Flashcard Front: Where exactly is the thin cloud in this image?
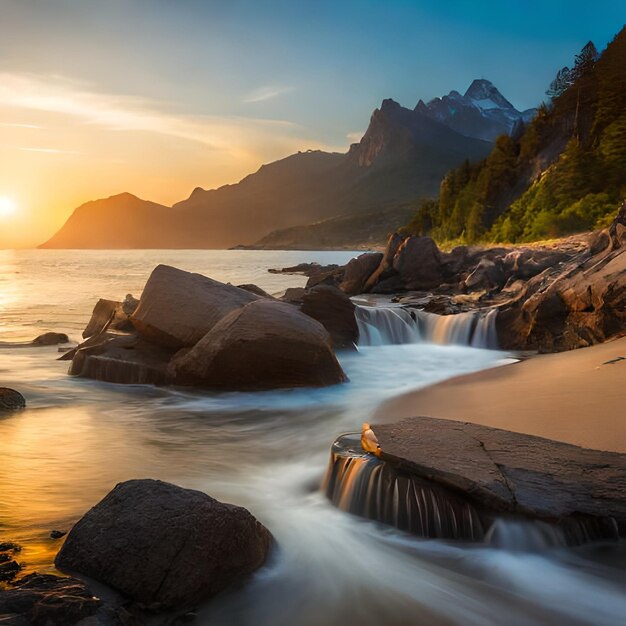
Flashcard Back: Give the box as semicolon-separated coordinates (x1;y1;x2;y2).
243;85;294;103
0;73;305;159
346;131;364;143
0;122;41;129
20;147;82;155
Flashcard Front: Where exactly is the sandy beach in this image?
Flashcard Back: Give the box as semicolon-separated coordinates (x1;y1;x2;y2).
374;337;626;453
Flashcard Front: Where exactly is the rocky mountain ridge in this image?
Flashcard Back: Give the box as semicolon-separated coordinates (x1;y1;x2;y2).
40;79;527;250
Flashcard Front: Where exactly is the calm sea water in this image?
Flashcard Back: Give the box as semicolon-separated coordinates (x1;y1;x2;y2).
0;250;624;626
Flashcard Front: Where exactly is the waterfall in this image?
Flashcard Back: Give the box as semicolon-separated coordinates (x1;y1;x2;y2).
354;305;498;349
354;306;421;345
323;434;485;541
324;435;620;546
485;517;618;551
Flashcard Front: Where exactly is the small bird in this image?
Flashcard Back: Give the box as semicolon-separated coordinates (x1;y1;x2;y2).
361;422;381;456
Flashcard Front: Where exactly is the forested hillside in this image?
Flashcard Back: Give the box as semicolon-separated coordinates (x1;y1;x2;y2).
404;27;626;243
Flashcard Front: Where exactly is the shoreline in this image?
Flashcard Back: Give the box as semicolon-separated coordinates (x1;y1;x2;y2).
374;336;626;453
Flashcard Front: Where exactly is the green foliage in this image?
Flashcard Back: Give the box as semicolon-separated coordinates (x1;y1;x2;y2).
404;28;626;244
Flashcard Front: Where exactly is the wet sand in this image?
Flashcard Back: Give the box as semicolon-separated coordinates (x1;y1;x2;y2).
374;337;626;453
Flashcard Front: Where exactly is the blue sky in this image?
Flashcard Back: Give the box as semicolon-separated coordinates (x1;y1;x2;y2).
0;0;624;246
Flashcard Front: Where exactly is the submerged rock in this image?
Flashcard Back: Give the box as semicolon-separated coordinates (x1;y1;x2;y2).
130;264;259;349
55;479;272;610
0;388;26;411
169;299;347;389
31;332;70;346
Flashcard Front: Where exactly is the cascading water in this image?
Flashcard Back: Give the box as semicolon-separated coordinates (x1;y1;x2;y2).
324;435;620;547
323;433;485;541
354;305;421;345
354;305;499;349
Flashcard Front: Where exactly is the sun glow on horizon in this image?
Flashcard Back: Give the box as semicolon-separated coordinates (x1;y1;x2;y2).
0;197;18;219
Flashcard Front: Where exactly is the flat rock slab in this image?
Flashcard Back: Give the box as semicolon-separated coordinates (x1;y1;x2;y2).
372;416;626;532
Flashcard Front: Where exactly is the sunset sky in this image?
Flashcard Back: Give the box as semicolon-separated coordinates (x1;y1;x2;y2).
0;0;624;248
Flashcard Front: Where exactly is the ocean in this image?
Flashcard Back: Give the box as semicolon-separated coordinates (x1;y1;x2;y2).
0;249;624;625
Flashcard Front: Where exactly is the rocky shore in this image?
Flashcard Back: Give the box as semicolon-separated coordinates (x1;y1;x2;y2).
276;199;626;353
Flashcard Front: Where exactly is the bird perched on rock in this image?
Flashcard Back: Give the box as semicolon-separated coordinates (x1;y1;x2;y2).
361;422;381;456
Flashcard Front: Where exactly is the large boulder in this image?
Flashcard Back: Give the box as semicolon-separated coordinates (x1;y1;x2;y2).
0;388;25;411
68;331;175;385
393;236;443;290
130;265;259;349
339;253;383;295
82;294;138;339
55;479;272;610
168;299;347;389
300;285;358;349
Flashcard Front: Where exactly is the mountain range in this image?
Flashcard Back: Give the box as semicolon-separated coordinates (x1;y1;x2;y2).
40;80;532;249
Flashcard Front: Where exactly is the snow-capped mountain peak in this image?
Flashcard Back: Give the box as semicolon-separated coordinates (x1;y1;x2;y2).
416;79;536;142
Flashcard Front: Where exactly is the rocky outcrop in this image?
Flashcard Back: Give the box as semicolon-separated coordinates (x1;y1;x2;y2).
372;417;626;535
496;208;626;351
326;417;625;541
168;299;347;389
55;479;271;610
332;203;625;352
68;266;349;389
130;265;259;349
339;253;382;295
300;285;358;349
82;294;138;339
0;388;25;411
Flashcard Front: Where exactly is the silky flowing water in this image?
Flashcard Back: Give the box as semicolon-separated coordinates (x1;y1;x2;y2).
0;250;624;625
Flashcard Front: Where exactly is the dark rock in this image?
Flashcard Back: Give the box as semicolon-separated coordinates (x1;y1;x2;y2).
55;479;272;610
391;236;443;290
280;287;306;304
0;388;25;411
268;262;338;277
301;285;358;349
363;232;404;292
130;265;259;349
305;267;345;290
168;299;347;390
236;284;274;298
31;332;69;346
50;530;66;539
339;253;383;295
83;295;138;339
69;331;175;385
371;416;626;534
464;257;505;291
0;573;102;625
0;560;21;583
440;245;471;279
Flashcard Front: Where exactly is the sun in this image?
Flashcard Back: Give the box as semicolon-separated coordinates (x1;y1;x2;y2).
0;197;17;218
